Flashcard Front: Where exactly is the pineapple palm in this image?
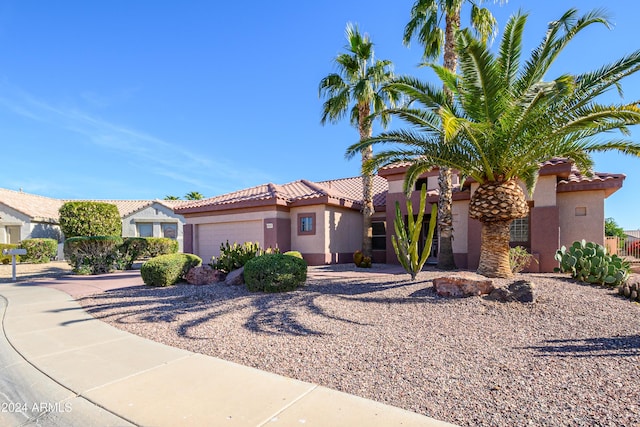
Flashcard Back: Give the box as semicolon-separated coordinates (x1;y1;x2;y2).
319;23;400;258
347;9;640;278
403;0;503;270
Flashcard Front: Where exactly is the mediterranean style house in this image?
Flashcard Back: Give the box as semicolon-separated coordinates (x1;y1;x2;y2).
0;188;186;255
177;158;624;273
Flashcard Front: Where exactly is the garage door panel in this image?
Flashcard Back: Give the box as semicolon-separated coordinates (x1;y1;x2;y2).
197;221;263;262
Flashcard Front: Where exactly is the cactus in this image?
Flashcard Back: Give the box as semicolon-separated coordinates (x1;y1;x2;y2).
353;250;364;267
391;183;437;281
555;239;630;287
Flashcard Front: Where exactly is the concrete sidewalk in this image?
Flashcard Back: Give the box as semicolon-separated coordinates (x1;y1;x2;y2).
0;274;456;427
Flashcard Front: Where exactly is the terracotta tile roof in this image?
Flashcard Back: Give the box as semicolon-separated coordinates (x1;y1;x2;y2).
558;164;625;185
0;188;63;222
177;176;390;212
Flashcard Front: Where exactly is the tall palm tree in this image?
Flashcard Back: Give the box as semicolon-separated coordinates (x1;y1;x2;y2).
403;0;503;270
164;195;180;200
347;9;640;278
185;191;204;200
319;23;400;258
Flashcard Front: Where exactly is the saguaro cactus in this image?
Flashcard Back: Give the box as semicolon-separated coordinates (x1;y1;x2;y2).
392;184;438;280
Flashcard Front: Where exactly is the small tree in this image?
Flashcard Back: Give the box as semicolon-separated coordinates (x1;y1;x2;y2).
59;202;122;238
605;217;626;239
392;184;438;280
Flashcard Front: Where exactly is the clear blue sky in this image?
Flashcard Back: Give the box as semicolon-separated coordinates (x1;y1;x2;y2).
1;0;639;229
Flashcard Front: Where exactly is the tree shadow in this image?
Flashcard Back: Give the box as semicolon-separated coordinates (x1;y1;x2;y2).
524;336;640;358
77;272;441;339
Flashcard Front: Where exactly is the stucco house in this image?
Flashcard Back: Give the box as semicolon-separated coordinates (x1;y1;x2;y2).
178;158;624;273
0;188;186;254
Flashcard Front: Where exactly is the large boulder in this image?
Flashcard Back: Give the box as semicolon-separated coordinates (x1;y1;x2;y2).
224;266;245;286
185;265;225;285
487;280;537;303
433;272;495;298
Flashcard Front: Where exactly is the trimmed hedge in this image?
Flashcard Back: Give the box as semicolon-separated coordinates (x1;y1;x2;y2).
140;253;202;287
115;237;149;270
0;243;20;265
244;253;307;293
59;201;122;238
144;237;179;258
64;236;123;275
283;251;303;259
20;238;58;263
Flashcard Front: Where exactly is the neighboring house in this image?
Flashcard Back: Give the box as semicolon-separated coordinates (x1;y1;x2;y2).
0;188;186;254
178;158;624;273
176;177;388;265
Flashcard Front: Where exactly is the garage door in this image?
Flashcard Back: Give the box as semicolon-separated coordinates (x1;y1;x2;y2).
197;221;263;262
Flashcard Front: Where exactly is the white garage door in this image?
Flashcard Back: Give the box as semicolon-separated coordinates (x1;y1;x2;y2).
197;221;263;262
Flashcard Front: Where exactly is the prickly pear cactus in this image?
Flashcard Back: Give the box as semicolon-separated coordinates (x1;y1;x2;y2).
618;281;640;302
554;240;630;287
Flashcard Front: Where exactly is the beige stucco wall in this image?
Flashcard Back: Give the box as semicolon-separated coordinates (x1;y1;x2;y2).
123;203;185;252
557;190;605;247
325;206;363;254
289;205;325;254
451;200;469;253
530;175;557;206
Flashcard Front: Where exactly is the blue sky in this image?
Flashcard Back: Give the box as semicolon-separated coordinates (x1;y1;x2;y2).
1;0;639;229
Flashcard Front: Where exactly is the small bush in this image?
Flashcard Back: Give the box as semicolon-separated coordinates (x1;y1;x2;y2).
244;253;307;293
64;236;123;275
555;240;630;287
59;202;121;238
211;241;262;273
509;246;535;274
114;237;149;270
0;243;20;264
141;253;202;287
284;251;303;259
20;238;58;263
144;237;179;258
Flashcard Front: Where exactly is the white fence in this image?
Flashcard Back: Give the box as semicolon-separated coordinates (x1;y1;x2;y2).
605;236;640;259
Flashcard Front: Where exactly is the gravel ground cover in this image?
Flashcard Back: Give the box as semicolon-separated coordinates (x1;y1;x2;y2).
0;261;72;283
73;265;640;426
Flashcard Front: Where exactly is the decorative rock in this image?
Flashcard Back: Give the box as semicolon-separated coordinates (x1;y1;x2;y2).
224;266;245;286
185;265;225;285
433;272;495;298
508;280;537;303
487;280;537;303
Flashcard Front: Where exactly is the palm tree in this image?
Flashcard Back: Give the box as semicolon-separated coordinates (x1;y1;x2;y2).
319;23;400;258
403;0;503;270
164;195;180;200
185;191;204;200
347;9;640;278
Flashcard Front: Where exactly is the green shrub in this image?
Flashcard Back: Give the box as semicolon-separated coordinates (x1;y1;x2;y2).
284;250;303;259
59;202;121;238
19;238;58;263
114;237;149;270
0;243;20;265
211;241;263;273
509;246;536;274
555;240;630;286
144;237;179;258
140;253;202;287
64;236;123;275
244;253;307;293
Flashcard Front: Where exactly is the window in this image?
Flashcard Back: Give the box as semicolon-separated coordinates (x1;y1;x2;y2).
510;217;529;243
575;207;587;216
372;221;386;250
162;223;177;239
5;226;20;244
297;213;316;235
137;222;153;237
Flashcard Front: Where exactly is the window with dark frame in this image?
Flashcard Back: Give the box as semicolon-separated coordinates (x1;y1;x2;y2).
372;221;386;250
298;213;316;235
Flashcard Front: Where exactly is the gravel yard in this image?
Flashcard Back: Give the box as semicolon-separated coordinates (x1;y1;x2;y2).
72;265;640;427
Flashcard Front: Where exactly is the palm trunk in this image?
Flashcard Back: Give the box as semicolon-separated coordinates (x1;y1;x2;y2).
477;220;513;278
437;167;456;269
359;102;374;258
435;11;461;271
